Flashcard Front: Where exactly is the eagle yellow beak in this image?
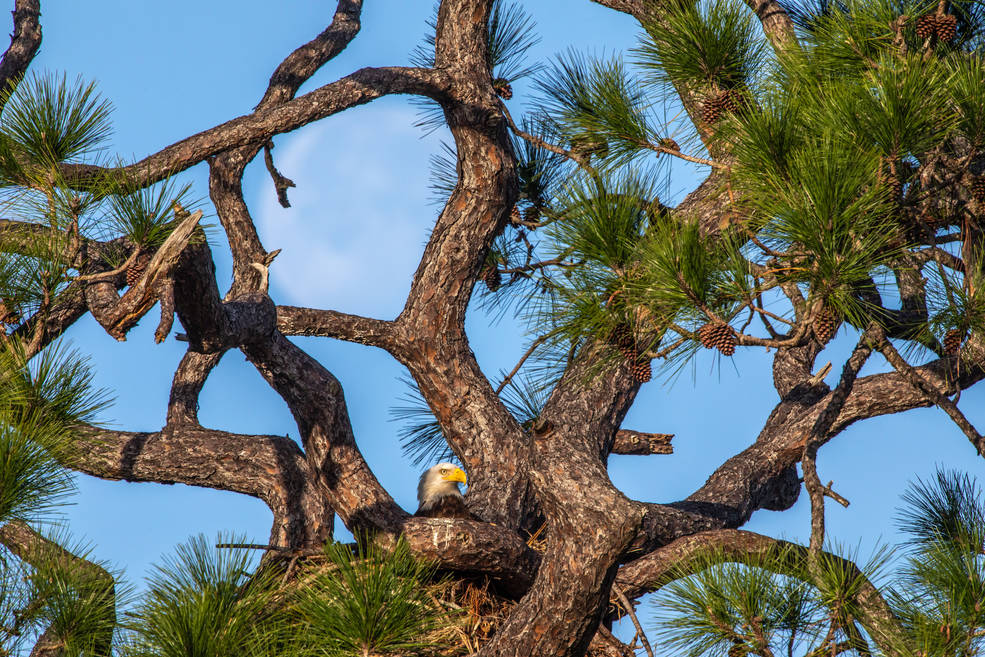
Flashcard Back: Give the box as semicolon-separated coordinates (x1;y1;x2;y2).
444;467;467;486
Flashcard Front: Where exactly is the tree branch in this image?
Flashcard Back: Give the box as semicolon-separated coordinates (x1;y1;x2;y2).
275;305;394;348
60;67;451;191
0;0;41;112
611;429;673;455
613;530;909;657
874;330;985;455
65;424;332;548
86;210;203;341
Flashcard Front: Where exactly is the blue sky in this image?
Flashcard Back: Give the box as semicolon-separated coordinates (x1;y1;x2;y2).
27;0;985;643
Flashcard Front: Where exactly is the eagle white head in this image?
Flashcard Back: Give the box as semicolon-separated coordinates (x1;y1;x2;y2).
417;462;468;510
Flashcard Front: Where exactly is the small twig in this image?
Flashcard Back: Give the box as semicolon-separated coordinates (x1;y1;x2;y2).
801;438;826;555
263;139;296;208
612;584;655;657
495;334;548;395
500;257;578;276
875;330;985;455
216;542;290;551
802;328;878;555
748;302;796;326
649;335;687;360
823;480;850;508
72;248;141;283
498;99;597;175
808;362;832;386
640;139;725;169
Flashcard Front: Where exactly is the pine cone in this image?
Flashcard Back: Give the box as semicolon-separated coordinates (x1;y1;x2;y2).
523;206;541;224
492;78;513;100
943;328;965;355
936;14;957;42
715;324;737;356
886;173;903;200
126;253;151;287
480;265;501;292
697;323;718;349
720;89;743;113
915;14;937;39
701;95;725;124
510;205;523;224
609;323;635;352
659;137;680;152
698;322;736;355
630;359;652;383
971;176;985;203
813;307;838;344
0;301;19;326
609;325;651;382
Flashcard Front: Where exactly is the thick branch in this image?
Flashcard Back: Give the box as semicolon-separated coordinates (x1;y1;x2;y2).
611;429;674;455
61;67;450;190
86;210;204;341
276;305;394;348
613;530;909;657
0;0;41;111
165;350;224;427
242;331;406;532
65;424;332;548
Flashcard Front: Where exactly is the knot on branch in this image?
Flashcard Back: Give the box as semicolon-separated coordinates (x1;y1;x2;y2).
760;465;800;512
223;293;277;347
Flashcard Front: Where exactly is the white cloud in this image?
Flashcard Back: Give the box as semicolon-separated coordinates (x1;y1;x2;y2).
252;104;446;319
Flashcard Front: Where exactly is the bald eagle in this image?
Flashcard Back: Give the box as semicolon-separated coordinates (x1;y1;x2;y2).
415;462;471;519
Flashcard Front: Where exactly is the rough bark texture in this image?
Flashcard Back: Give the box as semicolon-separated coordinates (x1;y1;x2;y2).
0;1;982;656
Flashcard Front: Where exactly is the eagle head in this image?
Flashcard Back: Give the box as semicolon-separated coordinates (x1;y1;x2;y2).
416;462;468;516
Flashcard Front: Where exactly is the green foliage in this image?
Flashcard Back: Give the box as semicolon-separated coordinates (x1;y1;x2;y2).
891;471;985;657
485;0;541;84
0;550;32;656
104;175;196;249
391;376;456;467
291;538;447;657
122;535;287;657
0;342;108;523
534;51;654;163
652;470;985;657
0;72;112;167
637;0;768;91
18;529;121;657
0;419;72;523
548;171;654;270
411;0;538;133
947;52;985;146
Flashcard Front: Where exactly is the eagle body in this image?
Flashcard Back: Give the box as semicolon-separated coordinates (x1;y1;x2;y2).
415;462;471;519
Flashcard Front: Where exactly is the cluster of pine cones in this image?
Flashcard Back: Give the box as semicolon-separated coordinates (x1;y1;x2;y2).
943;328;966;356
697;322;737;356
701;89;745;125
609;324;652;382
915;13;958;41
